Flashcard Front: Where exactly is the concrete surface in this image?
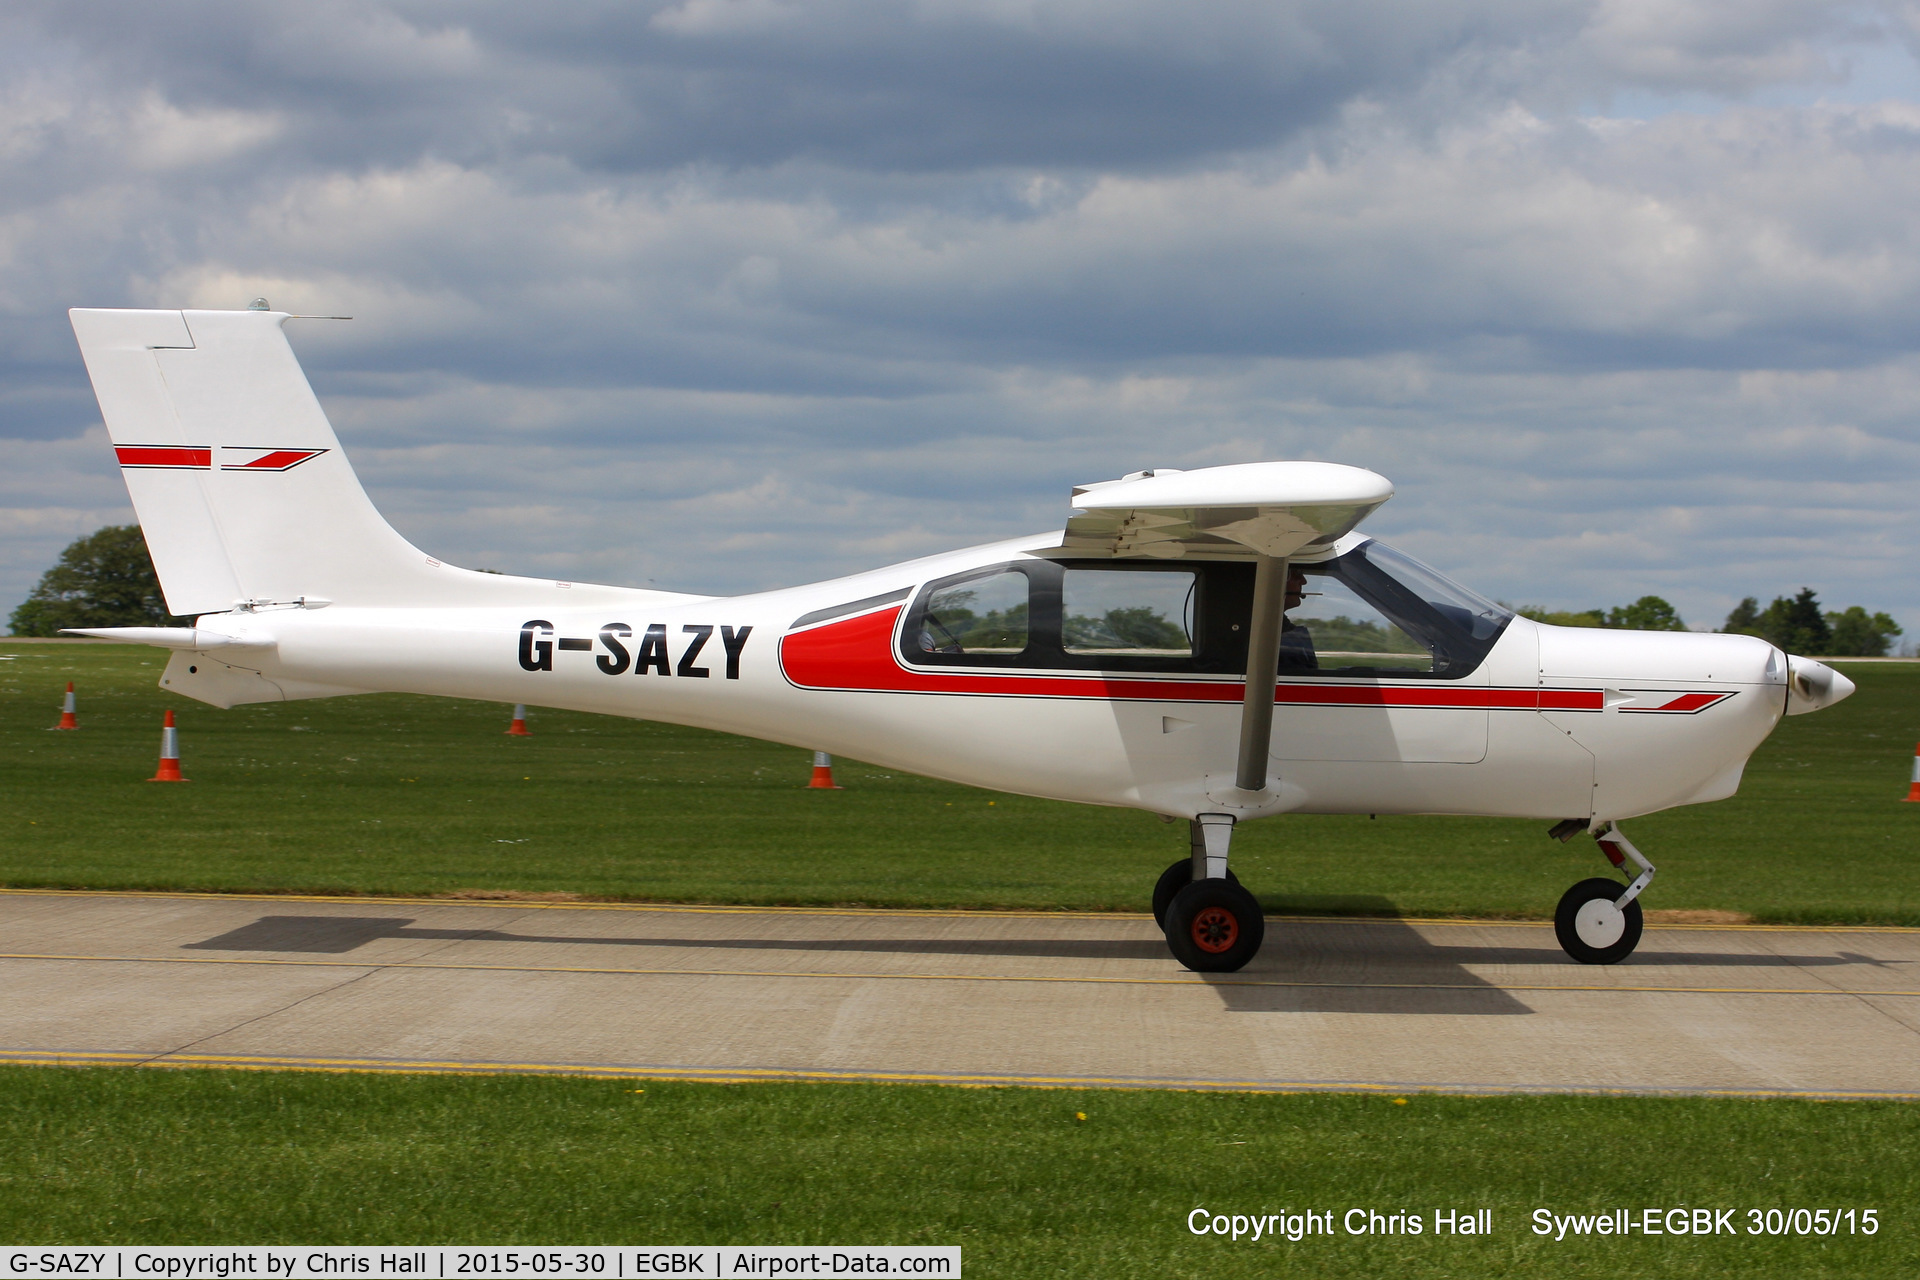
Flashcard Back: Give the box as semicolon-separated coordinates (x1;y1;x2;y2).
2;888;1917;1096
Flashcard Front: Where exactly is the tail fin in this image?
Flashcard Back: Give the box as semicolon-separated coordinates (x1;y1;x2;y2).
74;307;490;615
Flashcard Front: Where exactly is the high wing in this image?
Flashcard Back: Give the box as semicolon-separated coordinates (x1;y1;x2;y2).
1061;461;1393;560
1059;460;1395;795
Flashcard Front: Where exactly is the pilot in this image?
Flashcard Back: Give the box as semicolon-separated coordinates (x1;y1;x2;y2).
1278;567;1318;670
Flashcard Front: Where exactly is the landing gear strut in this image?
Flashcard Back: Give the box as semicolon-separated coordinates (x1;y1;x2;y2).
1157;814;1264;972
1550;821;1655;965
1155;551;1288;973
1152;814;1242;927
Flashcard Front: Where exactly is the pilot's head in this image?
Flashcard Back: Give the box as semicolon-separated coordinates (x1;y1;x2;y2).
1285;568;1307;611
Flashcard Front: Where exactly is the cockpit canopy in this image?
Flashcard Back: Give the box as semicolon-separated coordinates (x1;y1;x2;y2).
903;538;1512;680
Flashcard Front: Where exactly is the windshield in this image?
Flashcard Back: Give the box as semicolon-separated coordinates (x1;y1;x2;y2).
1355;541;1512;642
1284;539;1512;677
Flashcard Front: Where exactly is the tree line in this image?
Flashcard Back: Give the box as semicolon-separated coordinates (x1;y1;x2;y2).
8;526;186;636
1519;591;1905;657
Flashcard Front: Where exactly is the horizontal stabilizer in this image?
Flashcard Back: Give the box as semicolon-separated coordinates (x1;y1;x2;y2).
1063;461;1393;559
62;627;273;650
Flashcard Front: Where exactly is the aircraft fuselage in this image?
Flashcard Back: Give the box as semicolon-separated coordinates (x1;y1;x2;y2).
159;529;1794;827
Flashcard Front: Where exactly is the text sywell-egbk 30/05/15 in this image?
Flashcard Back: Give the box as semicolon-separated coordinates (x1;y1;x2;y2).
1534;1208;1878;1240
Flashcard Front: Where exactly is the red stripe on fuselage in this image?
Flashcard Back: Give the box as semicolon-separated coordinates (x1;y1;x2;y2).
1538;689;1604;711
115;446;210;469
779;606;1608;710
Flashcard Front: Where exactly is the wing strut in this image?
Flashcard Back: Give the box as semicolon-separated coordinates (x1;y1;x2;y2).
1235;554;1287;791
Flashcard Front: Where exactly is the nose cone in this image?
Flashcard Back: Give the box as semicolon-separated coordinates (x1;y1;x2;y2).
1785;656;1856;715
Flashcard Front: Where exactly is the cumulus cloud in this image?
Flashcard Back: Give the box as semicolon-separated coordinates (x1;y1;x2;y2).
1578;0;1861;94
1;1;1917;638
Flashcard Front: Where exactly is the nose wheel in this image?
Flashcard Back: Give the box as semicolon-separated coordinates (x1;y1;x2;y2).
1554;878;1644;964
1549;821;1656;965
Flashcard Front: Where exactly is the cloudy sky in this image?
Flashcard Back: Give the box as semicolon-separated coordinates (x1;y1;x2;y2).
4;1;1918;639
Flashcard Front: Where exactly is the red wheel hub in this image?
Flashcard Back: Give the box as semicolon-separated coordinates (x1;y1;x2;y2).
1190;905;1239;954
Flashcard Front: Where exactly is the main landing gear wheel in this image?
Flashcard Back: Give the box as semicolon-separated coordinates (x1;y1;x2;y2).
1554;877;1644;965
1151;858;1240;929
1164;878;1265;973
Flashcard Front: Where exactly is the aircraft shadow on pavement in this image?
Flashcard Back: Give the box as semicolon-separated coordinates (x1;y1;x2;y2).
181;915;1902;1019
1215;918;1531;1015
186;914;1536;1016
185;915;1173;960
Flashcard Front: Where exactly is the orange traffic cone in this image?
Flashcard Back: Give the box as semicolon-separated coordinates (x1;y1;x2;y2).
150;710;187;782
1906;743;1920;803
53;682;78;730
505;704;531;736
807;750;843;789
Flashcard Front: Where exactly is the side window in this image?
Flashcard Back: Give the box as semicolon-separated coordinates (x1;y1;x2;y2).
1063;569;1194;657
1288;571;1435;674
917;570;1030;656
900;544;1504;677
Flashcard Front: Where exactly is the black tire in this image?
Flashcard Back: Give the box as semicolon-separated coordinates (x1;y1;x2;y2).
1164;878;1265;973
1152;858;1240;929
1554;877;1644;965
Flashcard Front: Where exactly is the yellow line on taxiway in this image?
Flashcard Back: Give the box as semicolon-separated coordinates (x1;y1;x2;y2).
1;1047;1916;1100
1;886;1914;932
0;949;1914;998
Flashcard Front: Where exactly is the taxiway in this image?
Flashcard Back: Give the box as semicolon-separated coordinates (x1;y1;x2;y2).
2;889;1916;1096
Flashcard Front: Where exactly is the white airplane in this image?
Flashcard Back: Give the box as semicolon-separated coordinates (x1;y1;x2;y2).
65;306;1857;973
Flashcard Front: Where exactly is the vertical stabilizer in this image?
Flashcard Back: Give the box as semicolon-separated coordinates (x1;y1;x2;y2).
72;308;447;614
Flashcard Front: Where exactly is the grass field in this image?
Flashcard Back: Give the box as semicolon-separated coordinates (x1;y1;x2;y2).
2;648;1915;1273
0;1066;1911;1277
1;642;1915;922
